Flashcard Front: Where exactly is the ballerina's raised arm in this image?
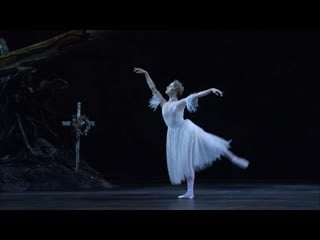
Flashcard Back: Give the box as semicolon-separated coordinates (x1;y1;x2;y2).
134;67;167;109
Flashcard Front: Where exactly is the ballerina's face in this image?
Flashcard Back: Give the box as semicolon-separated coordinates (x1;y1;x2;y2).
165;82;177;96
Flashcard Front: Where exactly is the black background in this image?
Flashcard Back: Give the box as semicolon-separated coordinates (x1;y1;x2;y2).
1;30;319;184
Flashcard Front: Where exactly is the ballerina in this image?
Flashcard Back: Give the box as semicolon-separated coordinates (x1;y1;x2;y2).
134;67;249;199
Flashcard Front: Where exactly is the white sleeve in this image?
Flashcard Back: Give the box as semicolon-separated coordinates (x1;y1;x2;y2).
186;93;199;113
149;93;162;111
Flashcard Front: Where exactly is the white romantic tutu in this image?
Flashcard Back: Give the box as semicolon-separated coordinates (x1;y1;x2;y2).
166;119;231;184
149;92;231;185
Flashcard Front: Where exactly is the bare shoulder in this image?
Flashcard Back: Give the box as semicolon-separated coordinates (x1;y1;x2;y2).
160;98;168;107
172;98;187;109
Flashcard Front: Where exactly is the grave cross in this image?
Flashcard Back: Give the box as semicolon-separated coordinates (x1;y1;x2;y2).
62;102;95;173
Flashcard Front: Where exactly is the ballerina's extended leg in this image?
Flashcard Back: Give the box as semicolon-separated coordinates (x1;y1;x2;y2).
224;150;250;169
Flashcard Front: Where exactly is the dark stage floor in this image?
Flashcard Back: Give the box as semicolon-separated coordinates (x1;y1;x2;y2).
0;183;319;210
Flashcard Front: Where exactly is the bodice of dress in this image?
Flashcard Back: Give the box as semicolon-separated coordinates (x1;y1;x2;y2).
162;101;185;129
148;92;199;129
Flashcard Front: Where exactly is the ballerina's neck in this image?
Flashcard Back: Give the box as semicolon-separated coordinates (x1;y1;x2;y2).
169;97;178;102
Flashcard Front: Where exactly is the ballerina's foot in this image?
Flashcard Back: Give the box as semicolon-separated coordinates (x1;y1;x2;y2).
178;193;194;199
233;157;250;169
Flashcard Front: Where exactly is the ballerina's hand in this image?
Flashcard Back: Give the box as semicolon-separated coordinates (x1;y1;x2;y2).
211;88;223;97
133;67;147;74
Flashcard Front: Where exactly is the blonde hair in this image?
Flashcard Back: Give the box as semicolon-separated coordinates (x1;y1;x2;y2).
173;80;184;97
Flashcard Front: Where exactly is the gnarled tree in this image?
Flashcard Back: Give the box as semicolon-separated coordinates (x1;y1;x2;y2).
0;30;111;191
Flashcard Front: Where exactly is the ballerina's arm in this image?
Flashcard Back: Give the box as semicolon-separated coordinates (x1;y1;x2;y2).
177;88;223;112
134;67;167;110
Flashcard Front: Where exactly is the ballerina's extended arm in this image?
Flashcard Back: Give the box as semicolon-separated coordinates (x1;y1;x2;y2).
177;88;223;112
193;88;223;98
133;67;166;107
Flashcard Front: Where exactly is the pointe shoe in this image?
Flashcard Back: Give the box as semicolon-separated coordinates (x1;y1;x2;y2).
178;193;194;199
232;157;250;169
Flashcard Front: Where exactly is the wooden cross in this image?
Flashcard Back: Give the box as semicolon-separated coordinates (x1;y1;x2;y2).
62;102;95;173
